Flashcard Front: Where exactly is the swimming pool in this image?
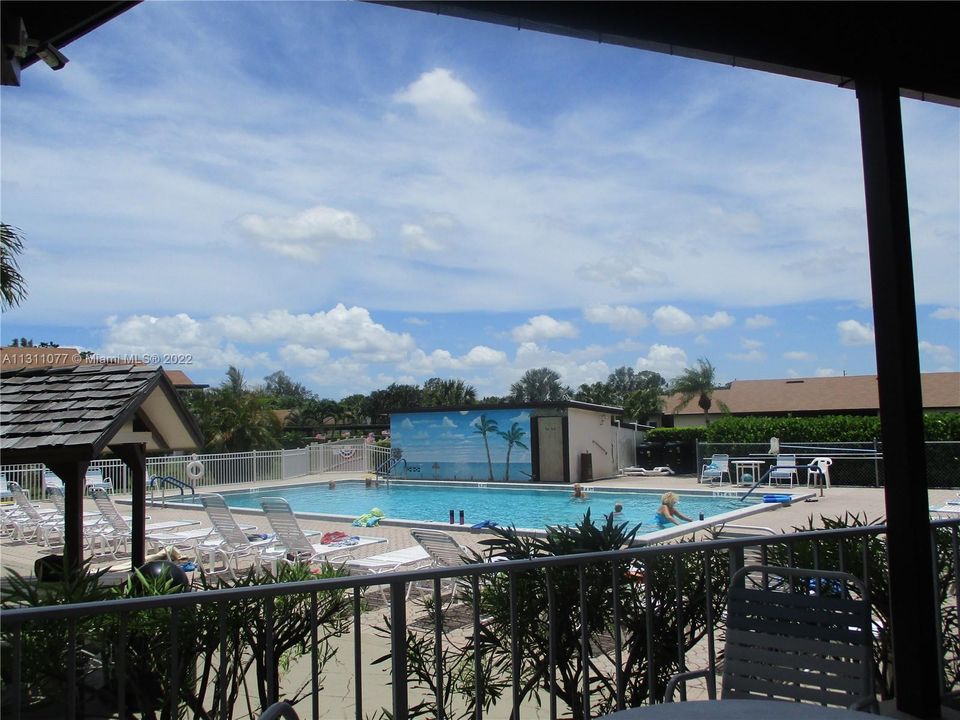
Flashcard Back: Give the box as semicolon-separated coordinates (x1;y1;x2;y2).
182;480;763;531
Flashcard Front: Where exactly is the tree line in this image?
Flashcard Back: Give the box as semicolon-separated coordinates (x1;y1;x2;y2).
182;359;726;453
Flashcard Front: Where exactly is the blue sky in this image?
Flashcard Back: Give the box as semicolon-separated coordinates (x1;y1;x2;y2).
2;2;957;399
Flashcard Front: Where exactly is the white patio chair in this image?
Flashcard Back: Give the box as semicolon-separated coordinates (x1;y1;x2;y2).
346;545;432;601
42;469;64;497
199;494;281;579
88;488;200;557
769;454;800;486
0;473;11;503
3;481;64;546
806;456;833;488
699;454;731;484
260;497;387;569
84;467;114;495
409;528;472;606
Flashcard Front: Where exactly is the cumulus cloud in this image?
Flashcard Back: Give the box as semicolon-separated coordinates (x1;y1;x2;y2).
700;311;735;330
745;314;776;329
919;340;956;366
729;349;766;362
783;351;815;361
236;205;374;261
741;339;764;350
393;68;481;121
635;344;688;378
511;315;578;342
652;306;697;334
576;259;668;289
400;345;507;374
401;223;444;252
816;368;839;377
931;307;960;321
583;304;648;334
837;319;875;346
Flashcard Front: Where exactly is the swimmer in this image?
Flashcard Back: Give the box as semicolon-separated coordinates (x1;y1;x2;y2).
613;502;624;515
654;492;691;527
571;483;588;499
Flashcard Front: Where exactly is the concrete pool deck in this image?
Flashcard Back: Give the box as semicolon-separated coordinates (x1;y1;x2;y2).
2;471;956;579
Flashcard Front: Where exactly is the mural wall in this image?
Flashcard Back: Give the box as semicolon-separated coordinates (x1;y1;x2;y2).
390;408;533;482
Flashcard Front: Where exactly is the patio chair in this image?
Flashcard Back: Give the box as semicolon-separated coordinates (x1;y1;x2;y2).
806;456;833;488
84;467;114;494
3;481;64;546
769;454;800;487
42;469;64;497
88;488;200;557
664;564;876;711
260;497;387;569
345;545;432;601
409;528;472;606
199;494;281;578
699;454;731;484
0;473;11;503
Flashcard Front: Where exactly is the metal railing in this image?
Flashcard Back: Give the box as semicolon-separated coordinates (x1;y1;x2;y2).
1;518;957;719
0;444;390;499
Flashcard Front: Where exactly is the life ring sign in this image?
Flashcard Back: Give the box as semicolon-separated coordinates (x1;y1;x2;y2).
186;454;205;482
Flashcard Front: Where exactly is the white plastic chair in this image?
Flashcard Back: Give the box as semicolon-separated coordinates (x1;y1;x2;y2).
88;488;199;557
199;494;277;578
768;454;799;487
84;467;114;494
699;454;731;484
42;469;64;497
346;545;432;601
806;457;833;488
409;528;472;606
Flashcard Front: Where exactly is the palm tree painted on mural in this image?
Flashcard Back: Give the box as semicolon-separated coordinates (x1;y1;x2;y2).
499;422;528;481
474;414;499;482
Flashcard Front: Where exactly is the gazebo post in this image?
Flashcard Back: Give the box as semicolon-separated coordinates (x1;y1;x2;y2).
112;443;148;568
856;76;940;718
47;460;90;575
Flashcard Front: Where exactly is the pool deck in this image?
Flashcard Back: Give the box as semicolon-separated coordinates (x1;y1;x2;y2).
2;472;956;579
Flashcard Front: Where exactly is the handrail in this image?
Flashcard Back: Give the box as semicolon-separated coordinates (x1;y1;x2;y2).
739;467;773;501
154;474;195;497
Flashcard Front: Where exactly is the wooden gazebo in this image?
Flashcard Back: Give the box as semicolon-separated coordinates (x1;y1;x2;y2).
0;363;203;570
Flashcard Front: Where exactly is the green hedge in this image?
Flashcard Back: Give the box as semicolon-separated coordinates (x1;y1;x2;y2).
646;413;960;443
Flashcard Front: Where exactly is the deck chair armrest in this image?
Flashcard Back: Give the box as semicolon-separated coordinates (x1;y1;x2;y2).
664;668;716;702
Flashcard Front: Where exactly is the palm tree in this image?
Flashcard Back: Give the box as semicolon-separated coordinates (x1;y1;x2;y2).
422;377;478;406
1;223;28;310
474;414;499;482
498;422;528;481
670;358;729;425
509;367;570;402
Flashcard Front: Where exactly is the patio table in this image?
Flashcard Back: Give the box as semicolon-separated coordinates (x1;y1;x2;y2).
599;699;863;718
730;459;765;485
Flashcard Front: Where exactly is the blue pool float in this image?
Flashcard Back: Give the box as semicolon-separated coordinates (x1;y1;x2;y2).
763;494;793;503
471;519;498;529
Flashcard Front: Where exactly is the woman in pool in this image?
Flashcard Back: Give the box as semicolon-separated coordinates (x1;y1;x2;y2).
654;492;692;527
571;483;588;499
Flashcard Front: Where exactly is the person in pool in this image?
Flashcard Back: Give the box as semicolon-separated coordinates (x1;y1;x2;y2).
654;492;692;527
571;483;588;499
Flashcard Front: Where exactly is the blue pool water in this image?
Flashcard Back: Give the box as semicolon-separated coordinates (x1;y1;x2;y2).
189;481;758;530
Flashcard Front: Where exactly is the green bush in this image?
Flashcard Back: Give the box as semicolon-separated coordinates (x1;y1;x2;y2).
645;427;707;443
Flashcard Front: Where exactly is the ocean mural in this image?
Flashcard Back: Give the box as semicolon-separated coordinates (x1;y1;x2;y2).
390;408;534;482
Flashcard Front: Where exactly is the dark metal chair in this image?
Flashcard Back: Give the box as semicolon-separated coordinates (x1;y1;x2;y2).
665;564;877;712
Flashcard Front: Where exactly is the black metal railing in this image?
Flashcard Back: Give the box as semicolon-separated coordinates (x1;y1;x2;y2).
2;518;957;720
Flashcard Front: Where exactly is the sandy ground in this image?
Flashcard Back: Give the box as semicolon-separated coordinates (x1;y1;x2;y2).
2;473;957;719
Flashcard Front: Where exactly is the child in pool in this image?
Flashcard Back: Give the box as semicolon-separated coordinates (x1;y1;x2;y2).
654;492;691;527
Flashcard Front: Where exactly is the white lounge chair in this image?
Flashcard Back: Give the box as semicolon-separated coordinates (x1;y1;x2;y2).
345;545;432;601
88;488;200;557
769;454;800;487
199;494;278;579
409;528;473;606
42;469;64;497
3;481;64;546
0;473;11;503
85;467;114;494
260;497;386;569
699;454;731;484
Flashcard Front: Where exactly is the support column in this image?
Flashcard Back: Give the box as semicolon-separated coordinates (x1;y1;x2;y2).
47;460;90;575
856;76;940;718
112;443;147;568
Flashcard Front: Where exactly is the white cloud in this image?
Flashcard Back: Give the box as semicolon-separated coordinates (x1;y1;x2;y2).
837;319;875;346
393;68;480;122
635;344;688;378
700;311;735;330
236;205;374;261
919;340;956;366
576;259;668;290
404;317;428;326
745;314;776;329
729;349;766;362
652;305;697;334
280;344;331;366
741;339;764;350
512;315;578;342
583;305;648;334
816;368;839;377
400;345;507;374
401;223;444;252
931;307;960;321
462;346;507;365
783;351;815;361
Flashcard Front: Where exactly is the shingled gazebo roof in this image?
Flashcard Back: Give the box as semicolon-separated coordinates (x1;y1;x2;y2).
0;363;203;461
